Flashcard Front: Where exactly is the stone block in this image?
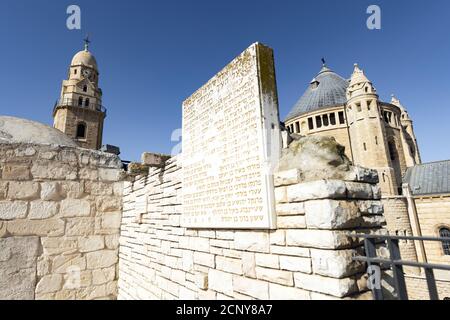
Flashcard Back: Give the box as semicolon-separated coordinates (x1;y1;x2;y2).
269;283;310;300
29;201;59;220
285;230;355;249
216;256;243;275
269;230;285;246
232;275;269;300
141;153;170;168
255;253;279;269
241;252;256;278
234;231;269;253
40;182;63;201
345;182;374;200
279;256;312;273
274;169;301;187
277;215;306;229
7;181;40;200
310;249;364;279
65;217;94;236
2;164;31;180
61;199;91;217
255;267;293;286
275;202;305;216
294;273;358;298
286;180;347;202
270;245;310;258
193;252;215;268
98;168;123;182
52;254;86;274
100;212;122;229
79;236;105;253
86;250;118;269
0;201;28;220
35;274;63;294
195;273;208;290
7;218;65;237
208;269;233;296
304;200;360;230
31;163;77;180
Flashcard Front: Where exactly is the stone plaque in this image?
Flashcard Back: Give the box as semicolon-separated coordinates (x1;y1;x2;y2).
181;43;281;229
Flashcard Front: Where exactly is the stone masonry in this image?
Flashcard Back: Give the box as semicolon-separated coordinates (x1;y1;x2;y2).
0;142;124;300
117;152;385;300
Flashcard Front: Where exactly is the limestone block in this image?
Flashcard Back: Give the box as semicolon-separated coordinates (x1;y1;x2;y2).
345;166;379;184
275;202;305;216
234;231;269;253
304;200;360;230
255;253;279;269
96;196;122;212
36;274;63;294
92;267;116;285
31;163;77;180
277;215;306;229
208;269;233;296
104;234;119;249
79;168;98;181
279;256;312;273
40;182;63;201
274;187;287;203
286;180;347;203
216;256;243;275
269;230;285;246
241;252;256;278
61;199;91;217
372;185;382;200
345;182;374;200
189;237;210;253
2;164;31;181
7;181;40;200
181;250;194;272
274;169;301;187
195;273;208;290
357;200;383;215
269;283;311;300
41;237;78;256
86;250;118;269
232;275;269;300
7;218;65;237
79;236;105;253
0;182;7;200
310;249;364;279
98;168;123;182
255;267;293;286
63;270;92;290
171;269;186;285
52;254;87;273
0;201;28;220
29;201;59;220
193;252;215;268
100;212;122;229
179;287;196;300
141;152;170;168
84;182;113;196
61;182;85;199
294;273;358;298
270;245;310;258
286;230;355;249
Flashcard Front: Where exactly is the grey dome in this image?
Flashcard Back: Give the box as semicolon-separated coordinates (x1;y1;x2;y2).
285;66;349;121
0;116;78;147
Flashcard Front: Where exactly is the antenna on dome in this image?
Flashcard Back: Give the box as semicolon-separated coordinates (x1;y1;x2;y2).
83;35;91;51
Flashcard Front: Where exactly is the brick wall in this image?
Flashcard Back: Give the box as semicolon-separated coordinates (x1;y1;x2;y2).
118;155;385;300
0;142;124;300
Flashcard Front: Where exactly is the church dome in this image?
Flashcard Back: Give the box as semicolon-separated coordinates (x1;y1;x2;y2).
285;65;349;121
0;116;78;147
71;50;98;70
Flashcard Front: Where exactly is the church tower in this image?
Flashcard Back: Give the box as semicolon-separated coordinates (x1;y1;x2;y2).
346;64;398;195
53;38;106;150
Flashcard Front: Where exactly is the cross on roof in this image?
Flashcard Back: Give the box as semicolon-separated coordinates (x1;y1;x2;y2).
84;35;91;51
321;57;326;66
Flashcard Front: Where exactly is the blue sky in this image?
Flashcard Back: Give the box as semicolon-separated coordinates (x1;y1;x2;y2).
1;0;449;162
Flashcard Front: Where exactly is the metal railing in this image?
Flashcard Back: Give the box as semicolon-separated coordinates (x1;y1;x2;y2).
349;233;450;300
53;98;107;114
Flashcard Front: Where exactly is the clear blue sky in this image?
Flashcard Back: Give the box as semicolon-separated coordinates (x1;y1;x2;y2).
1;0;449;163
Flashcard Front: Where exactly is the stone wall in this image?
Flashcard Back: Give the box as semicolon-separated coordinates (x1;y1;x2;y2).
0;142;124;300
118;154;385;300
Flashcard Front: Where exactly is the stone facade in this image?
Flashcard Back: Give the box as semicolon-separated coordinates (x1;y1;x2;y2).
0;142;124;300
117;154;384;300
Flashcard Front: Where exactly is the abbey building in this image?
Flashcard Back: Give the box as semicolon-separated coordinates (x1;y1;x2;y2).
284;63;421;196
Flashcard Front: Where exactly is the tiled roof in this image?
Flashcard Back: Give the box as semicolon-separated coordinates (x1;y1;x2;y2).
285;66;349;122
404;160;450;196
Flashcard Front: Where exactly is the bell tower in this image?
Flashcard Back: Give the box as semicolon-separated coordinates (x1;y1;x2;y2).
346;64;398;195
53;37;106;150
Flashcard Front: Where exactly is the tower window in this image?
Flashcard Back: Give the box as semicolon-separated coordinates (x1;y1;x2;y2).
315;116;322;128
363;143;367;151
388;141;397;161
85;98;90;107
308;118;314;130
375;136;378;145
295;122;300;133
78;97;83;106
76;122;87;139
338;112;345;124
367;100;372;111
356;103;362;112
439;228;450;255
83;85;87;92
74;69;77;75
365;87;369;93
322;115;329;127
330;113;336;125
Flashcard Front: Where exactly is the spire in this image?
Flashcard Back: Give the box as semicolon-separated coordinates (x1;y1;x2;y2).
391;94;402;106
83;35;91;52
349;63;370;87
321;57;326;67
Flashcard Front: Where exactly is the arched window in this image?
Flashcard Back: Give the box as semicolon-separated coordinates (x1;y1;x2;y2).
83;85;87;92
78;97;83;106
76;122;87;139
439;228;450;255
74;69;77;75
85;98;90;107
388;140;397;161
